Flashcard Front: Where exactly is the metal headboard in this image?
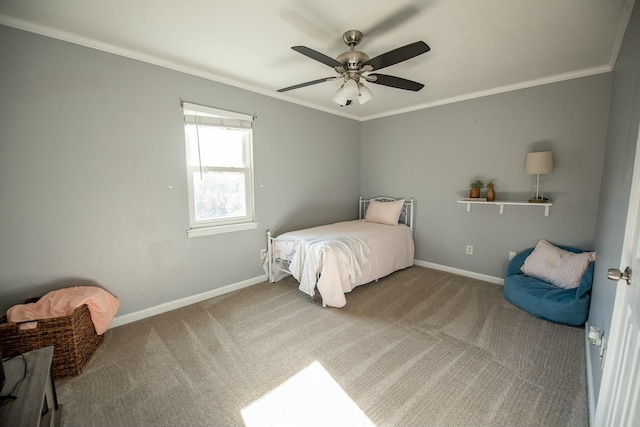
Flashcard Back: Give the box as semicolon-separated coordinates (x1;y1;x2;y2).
359;196;414;231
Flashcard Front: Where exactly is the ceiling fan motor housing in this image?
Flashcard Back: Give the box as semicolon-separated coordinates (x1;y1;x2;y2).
338;30;369;71
336;50;370;70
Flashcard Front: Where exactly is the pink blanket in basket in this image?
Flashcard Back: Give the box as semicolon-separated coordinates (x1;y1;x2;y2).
6;286;120;335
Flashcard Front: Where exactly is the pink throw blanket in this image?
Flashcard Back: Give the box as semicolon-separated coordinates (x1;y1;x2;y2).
7;286;120;335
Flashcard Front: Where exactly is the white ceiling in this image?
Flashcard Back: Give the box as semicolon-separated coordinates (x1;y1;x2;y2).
0;0;635;120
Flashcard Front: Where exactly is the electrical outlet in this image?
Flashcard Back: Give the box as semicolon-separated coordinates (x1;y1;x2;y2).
260;249;267;259
509;251;516;260
466;245;473;255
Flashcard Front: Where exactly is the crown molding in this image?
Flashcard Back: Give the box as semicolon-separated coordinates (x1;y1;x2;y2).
0;13;625;123
608;0;636;69
0;15;360;121
361;65;613;121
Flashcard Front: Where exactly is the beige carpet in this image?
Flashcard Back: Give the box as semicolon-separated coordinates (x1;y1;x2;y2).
56;266;588;426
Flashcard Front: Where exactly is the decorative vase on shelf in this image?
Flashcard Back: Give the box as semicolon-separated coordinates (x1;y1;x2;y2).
486;183;495;201
469;180;484;198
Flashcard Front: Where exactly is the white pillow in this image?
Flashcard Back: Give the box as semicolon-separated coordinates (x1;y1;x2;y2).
521;240;595;289
364;198;405;226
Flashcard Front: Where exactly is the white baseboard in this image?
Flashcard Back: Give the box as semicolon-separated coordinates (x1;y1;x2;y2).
110;262;501;329
109;274;267;329
585;321;596;425
413;259;504;285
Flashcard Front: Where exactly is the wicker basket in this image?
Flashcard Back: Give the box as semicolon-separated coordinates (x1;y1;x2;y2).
0;297;105;379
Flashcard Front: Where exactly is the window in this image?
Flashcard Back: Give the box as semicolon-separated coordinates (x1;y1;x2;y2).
182;102;256;237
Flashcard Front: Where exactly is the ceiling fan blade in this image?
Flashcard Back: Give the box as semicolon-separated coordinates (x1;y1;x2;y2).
364;41;430;71
369;74;425;91
291;46;343;68
277;77;338;92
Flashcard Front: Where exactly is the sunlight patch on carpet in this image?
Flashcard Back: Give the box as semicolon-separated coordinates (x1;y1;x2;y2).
241;361;375;427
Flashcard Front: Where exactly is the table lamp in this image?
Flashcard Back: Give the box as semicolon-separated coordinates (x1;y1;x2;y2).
526;151;553;202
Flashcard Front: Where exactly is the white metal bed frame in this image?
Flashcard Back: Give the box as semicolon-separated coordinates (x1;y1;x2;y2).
266;196;414;284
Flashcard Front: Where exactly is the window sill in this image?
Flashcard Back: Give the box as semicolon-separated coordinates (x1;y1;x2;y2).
187;222;258;238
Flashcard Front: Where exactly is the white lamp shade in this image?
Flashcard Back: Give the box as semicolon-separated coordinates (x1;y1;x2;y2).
342;79;359;100
332;85;348;105
525;151;554;175
358;83;373;105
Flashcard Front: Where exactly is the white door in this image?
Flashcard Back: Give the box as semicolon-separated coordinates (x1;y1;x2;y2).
594;125;640;427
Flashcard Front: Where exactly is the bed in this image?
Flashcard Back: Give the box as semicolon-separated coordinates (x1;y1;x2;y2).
265;196;415;307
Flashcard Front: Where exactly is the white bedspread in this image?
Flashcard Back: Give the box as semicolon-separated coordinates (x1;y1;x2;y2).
268;220;414;307
289;236;371;296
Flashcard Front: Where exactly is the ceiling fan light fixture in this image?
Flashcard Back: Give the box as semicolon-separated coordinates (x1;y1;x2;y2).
358;83;373;105
333;85;349;105
342;78;359;100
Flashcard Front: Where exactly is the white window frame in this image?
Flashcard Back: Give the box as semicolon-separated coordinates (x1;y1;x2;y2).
182;102;257;237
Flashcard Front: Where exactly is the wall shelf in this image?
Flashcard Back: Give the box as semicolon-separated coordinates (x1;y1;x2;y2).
457;200;552;216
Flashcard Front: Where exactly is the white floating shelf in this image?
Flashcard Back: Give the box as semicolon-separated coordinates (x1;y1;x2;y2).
457;200;552;216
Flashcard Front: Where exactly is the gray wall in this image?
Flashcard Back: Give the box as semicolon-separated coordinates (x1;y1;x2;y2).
0;24;630;403
0;25;361;316
588;4;640;405
361;74;611;278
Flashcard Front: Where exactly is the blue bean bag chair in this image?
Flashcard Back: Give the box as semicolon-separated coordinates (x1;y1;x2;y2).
503;244;595;326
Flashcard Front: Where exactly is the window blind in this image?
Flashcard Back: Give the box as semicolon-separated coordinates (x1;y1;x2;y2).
182;102;253;130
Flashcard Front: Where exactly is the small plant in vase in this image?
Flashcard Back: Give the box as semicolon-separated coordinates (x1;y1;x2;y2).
486;183;496;201
469;180;484;198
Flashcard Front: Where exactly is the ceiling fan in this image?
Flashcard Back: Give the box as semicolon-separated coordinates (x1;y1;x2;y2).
277;29;430;106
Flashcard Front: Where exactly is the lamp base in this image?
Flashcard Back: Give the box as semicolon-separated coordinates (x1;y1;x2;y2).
528;198;549;203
